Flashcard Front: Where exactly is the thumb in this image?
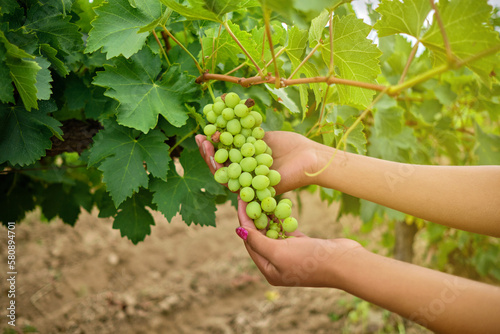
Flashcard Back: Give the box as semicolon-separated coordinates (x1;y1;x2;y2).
245;226;279;262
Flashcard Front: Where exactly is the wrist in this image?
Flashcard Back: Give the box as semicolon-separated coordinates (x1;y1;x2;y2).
323;238;366;290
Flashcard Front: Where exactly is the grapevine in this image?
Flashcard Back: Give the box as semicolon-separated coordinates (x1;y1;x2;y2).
201;92;298;239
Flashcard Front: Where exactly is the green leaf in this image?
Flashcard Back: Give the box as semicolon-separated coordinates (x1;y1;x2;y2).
34;56;52;100
374;106;404;138
0;30;35;59
374;0;432;38
293;0;347;14
0;174;36;224
85;0;163;59
93;48;196;133
88;121;171;207
161;0;258;22
339;116;367;155
39;44;70;77
0;43;14;103
322;15;382;108
421;0;500;82
475;123;500;165
25;4;83;55
0;104;62;166
265;84;300;114
150;149;221;226
113;190;155;244
309;9;329;48
5;57;40;111
40;183;82;226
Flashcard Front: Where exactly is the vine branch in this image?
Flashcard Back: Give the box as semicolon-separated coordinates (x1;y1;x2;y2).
429;0;454;63
263;7;281;88
161;26;203;74
399;41;419;84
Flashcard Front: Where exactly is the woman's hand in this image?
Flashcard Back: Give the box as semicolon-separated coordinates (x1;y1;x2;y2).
235;198;362;288
196;131;324;194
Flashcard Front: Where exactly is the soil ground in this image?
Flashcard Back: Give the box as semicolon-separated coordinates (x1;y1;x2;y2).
1;191;430;334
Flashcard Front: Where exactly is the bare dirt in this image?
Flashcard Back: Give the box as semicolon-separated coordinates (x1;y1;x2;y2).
1;191;430;334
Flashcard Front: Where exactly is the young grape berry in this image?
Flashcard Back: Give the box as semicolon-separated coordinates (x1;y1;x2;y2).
201;92;299;238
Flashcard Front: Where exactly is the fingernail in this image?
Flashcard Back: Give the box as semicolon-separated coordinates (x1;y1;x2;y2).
209;156;216;170
235;227;248;241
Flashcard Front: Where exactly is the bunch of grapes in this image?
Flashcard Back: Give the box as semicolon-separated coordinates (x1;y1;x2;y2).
202;92;298;239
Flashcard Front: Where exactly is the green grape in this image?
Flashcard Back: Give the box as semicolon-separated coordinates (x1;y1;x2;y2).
241;128;252;138
239;172;252;187
216;115;227;128
246;201;262;219
229;148;243;163
240;157;257;172
274;202;291;219
266;229;279;239
246;136;256;144
203;104;213;115
240;187;255;202
255;165;269;176
219;131;233;146
206;110;217;124
222;107;234;120
213;101;225;114
261;196;277;212
214;167;229;184
252;127;265;140
256;153;273;167
227;162;242;179
224;92;240;108
214;148;228;164
241;143;255;157
228;178;241;192
250;111;263;126
280;198;293;207
254;139;267;155
214;96;223;103
282;217;298;233
204;124;216;136
265;146;273;155
268;186;276;197
234;104;249;118
233;134;246;148
267;170;281;186
240;115;256;129
269;223;280;232
254;214;268;230
256;188;271;201
252;175;270;190
226;119;241;135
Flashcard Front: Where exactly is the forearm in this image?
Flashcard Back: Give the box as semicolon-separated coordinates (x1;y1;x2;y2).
332;247;500;334
311;146;500;237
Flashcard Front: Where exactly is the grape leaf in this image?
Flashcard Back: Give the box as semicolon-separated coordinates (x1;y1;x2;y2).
322;14;382;108
0;43;14;103
0;104;62;166
374;0;432;38
421;0;500;82
85;0;163;59
25;4;83;55
294;0;348;15
40;183;83;226
338;116;367;155
88;121;171;207
475;123;500;165
113;190;155;244
34;56;52;100
150;149;222;226
309;9;329;48
93;48;196;133
0;174;36;224
5;57;40;111
39;43;69;77
160;0;258;22
265;84;300;114
374;106;404;138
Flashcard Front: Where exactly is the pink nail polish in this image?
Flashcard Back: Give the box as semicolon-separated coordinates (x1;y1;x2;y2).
235;227;248;241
